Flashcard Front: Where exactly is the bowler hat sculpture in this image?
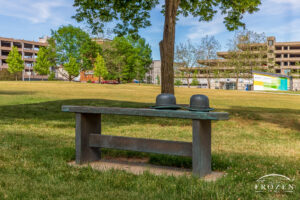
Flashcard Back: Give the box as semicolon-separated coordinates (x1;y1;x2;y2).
150;93;181;110
185;94;214;112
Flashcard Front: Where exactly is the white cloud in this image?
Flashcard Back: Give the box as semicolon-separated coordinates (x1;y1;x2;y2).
0;0;71;25
260;19;300;41
241;0;300;42
257;0;300;16
154;0;164;11
270;0;300;5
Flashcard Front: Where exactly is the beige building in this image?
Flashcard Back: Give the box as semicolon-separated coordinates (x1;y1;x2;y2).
146;37;300;90
182;36;300;90
206;36;300;75
145;60;161;84
0;36;48;80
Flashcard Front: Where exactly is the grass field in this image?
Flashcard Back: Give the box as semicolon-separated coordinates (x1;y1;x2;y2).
0;81;299;199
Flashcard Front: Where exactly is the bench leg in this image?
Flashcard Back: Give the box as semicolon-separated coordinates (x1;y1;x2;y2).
75;113;101;164
192;119;212;177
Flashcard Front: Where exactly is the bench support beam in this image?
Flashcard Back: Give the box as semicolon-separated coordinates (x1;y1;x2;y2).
192;119;211;177
75;113;101;164
89;134;192;157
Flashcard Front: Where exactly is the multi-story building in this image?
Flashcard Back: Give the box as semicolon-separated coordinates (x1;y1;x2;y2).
180;36;300;90
145;60;161;84
0;36;48;80
208;36;300;75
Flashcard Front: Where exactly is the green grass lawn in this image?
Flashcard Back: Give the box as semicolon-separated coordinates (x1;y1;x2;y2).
0;81;299;199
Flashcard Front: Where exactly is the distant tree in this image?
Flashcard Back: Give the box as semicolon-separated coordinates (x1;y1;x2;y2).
227;30;266;89
101;39;124;82
174;79;182;87
7;46;24;81
45;37;57;67
63;57;81;81
191;70;199;86
175;40;203;88
73;0;262;94
296;62;300;78
130;36;152;83
101;36;152;83
191;78;199;86
156;75;160;85
34;47;51;80
81;38;102;70
93;54;108;83
200;36;221;89
51;25;101;79
111;36;133;82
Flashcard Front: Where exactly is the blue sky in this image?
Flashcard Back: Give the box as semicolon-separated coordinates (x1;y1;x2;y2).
0;0;300;60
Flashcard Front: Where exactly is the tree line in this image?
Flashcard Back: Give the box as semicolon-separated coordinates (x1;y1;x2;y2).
72;0;262;94
6;25;152;83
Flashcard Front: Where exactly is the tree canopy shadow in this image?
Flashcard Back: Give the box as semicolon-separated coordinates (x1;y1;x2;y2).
0;99;192;128
0;91;36;95
0;99;299;131
221;106;300;131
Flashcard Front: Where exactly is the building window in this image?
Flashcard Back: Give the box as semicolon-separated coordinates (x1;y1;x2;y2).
268;40;273;46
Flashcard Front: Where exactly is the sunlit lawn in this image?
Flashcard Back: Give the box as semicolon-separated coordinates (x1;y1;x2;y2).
0;81;299;199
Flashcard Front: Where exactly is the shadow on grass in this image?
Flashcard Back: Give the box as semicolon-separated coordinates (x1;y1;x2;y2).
0;99;191;128
222;106;300;131
0;90;36;95
0;98;299;131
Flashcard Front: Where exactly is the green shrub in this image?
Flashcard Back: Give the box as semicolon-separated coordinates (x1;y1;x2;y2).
48;72;55;81
174;79;182;86
191;78;199;86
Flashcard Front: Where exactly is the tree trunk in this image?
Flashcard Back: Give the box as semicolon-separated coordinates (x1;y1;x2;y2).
207;62;211;89
187;75;190;88
236;76;239;90
159;0;180;94
206;69;211;89
99;76;101;84
15;74;17;81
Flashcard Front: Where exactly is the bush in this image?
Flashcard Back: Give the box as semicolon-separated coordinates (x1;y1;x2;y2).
87;80;92;83
174;79;182;86
191;78;199;86
48;72;55;81
0;69;22;80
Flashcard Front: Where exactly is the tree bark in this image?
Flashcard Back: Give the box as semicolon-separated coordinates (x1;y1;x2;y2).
206;69;211;89
159;0;180;94
236;75;239;90
187;73;190;88
207;59;211;89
